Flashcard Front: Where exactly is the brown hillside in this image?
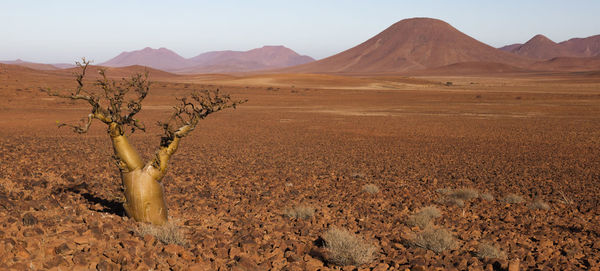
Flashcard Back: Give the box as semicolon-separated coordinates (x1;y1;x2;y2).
560;35;600;57
0;59;60;71
504;34;600;60
498;43;522;52
283;18;532;74
529;56;600;71
509;35;568;60
178;46;314;74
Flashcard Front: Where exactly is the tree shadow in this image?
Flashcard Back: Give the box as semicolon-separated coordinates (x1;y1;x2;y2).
80;192;125;217
55;182;125;217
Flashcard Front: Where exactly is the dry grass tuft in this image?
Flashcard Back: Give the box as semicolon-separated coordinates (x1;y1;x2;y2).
136;220;187;246
410;227;457;253
448;188;479;201
528;199;550;210
476;242;506;259
406;206;442;228
480;193;494;201
503;193;525;204
322;227;378;266
284;205;315;219
443;197;465;207
362;184;380;194
435;188;452;195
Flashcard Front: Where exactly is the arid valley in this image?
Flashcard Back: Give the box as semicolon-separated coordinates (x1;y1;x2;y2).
1;16;600;271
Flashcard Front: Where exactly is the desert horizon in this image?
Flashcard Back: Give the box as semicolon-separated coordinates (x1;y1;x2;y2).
1;2;599;271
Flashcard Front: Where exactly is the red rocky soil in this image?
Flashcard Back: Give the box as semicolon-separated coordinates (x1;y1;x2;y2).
1;68;600;270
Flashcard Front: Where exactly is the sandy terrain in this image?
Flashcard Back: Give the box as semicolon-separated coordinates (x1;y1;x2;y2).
1;66;599;270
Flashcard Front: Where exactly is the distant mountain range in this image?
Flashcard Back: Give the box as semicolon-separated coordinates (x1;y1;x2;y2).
499;34;600;59
3;18;599;75
0;59;74;70
99;46;314;73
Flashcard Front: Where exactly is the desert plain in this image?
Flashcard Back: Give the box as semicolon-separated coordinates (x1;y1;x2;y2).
0;62;599;270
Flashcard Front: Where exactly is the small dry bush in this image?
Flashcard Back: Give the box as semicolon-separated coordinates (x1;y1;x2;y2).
476;242;506;259
406;206;442;228
322;227;378;266
136;220;187;246
443;197;465;207
528;199;550;210
480;193;494;201
284;205;315;219
362;184;380;194
503;193;524;204
436;188;451;195
410;227;457;253
448;188;479;201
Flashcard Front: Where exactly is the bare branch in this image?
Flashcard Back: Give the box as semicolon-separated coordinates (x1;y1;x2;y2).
41;58;151;135
148;89;246;180
57;113;94;134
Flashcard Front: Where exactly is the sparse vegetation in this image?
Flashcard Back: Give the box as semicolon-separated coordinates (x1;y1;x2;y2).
503;193;525;204
528;199;550;210
480;192;494;201
322;227;378;266
448;188;479;201
284;205;315;219
362;184;380;194
476;242;506;259
406;206;442;228
443;197;465;207
136;220;187;246
410;227;457;253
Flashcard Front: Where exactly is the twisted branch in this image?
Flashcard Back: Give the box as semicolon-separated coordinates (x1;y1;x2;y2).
149;89;246;180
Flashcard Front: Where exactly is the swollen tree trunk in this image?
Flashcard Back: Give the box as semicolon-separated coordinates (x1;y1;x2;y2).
109;123;171;225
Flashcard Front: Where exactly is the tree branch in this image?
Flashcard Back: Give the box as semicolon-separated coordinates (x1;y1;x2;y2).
148;89;246;180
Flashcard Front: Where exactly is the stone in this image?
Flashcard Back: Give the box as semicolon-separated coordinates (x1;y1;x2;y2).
164;243;185;256
54;242;74;255
373;262;389;271
43;256;68;269
508;258;520;271
22;213;38;226
233;255;260;271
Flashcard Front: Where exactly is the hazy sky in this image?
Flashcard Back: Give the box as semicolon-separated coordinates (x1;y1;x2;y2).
1;0;599;63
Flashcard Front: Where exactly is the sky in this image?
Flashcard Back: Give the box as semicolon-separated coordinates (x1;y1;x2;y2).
1;0;599;63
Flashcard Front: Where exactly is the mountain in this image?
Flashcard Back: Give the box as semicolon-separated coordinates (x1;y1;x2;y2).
560;35;600;57
175;46;314;73
499;43;522;52
282;18;531;74
99;46;313;73
100;47;190;71
502;34;600;59
507;35;568;59
0;59;61;70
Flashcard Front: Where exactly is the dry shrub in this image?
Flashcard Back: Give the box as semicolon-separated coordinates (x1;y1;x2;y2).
362;184;380;194
528;199;550;210
480;193;494;201
443;197;465;207
435;188;451;195
284;205;315;219
322;227;378;266
406;206;442;228
136;220;187;246
503;193;524;204
448;188;479;201
410;227;457;253
476;242;506;259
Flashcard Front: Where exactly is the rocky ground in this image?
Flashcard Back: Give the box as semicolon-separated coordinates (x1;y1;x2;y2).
1;69;599;270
